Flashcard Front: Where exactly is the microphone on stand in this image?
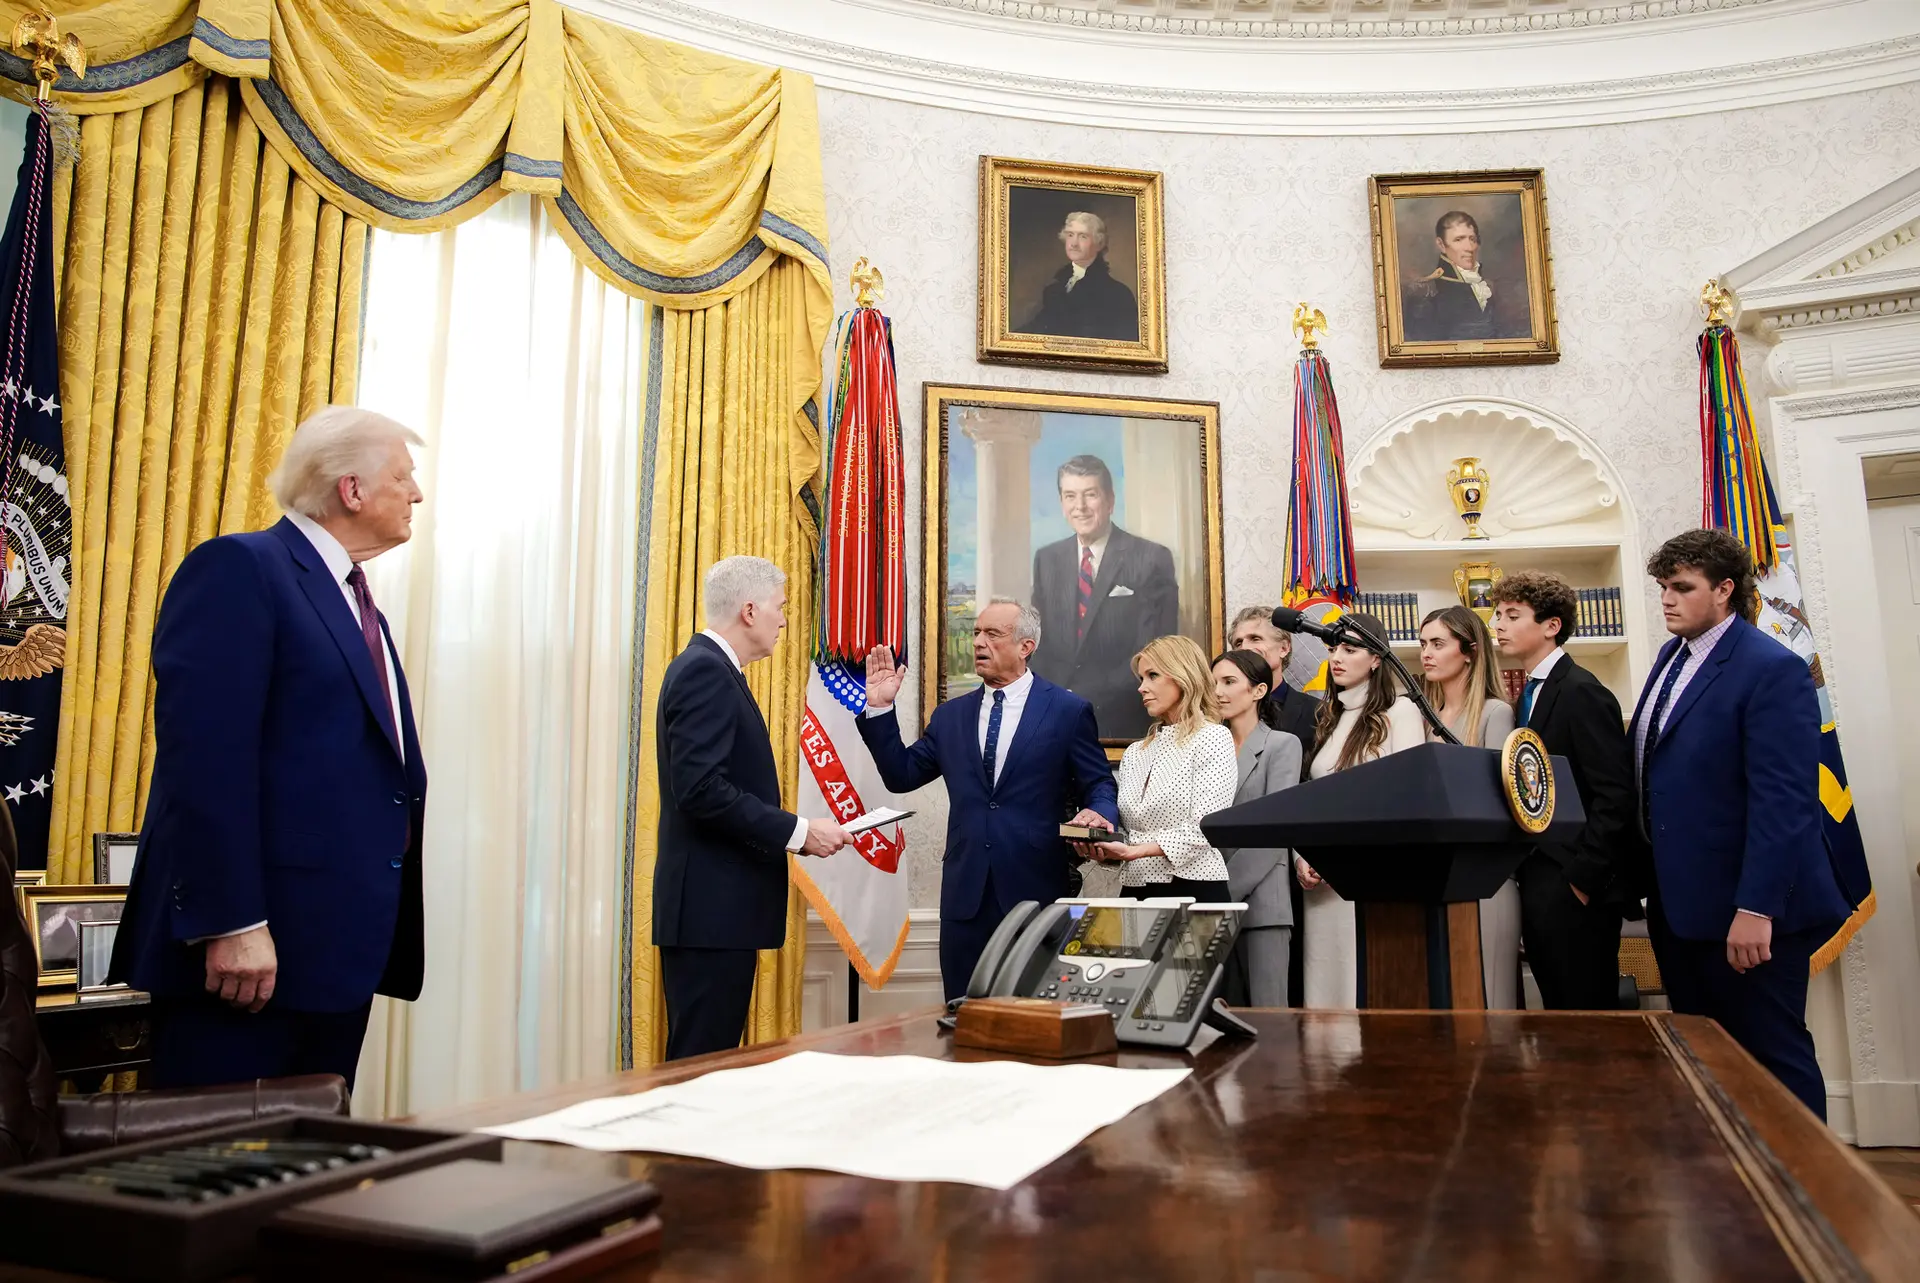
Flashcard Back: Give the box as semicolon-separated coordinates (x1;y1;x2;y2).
1267;604;1462;746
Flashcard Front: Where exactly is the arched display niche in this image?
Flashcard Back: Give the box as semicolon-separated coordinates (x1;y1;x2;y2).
1346;397;1649;710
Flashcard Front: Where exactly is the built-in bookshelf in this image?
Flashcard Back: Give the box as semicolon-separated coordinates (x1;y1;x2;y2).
1344;400;1648;713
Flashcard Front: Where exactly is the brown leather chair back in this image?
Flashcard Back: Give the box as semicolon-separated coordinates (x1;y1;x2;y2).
0;800;59;1166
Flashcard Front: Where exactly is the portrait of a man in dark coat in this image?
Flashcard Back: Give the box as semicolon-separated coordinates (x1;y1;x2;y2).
1014;212;1141;344
1401;209;1532;343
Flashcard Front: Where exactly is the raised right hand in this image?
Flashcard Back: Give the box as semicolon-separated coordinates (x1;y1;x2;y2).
864;645;905;708
205;925;278;1012
802;817;854;857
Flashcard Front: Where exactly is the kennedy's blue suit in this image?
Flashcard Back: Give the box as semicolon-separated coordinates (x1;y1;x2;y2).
1630;617;1849;1117
856;676;1117;998
112;519;427;1087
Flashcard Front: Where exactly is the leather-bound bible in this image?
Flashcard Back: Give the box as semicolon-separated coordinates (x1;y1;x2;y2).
261;1159;662;1282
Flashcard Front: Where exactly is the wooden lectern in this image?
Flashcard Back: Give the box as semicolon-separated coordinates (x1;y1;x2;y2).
1200;742;1585;1009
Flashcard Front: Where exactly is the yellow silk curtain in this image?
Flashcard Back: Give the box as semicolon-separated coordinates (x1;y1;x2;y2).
628;257;820;1065
45;76;365;882
6;1;831;1055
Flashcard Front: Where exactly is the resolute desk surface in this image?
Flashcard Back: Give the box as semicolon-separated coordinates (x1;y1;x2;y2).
10;1009;1919;1282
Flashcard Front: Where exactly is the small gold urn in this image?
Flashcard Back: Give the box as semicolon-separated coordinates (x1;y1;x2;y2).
1447;457;1491;541
1455;560;1503;621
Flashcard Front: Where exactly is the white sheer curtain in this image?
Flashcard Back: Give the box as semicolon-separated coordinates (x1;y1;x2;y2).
349;195;645;1117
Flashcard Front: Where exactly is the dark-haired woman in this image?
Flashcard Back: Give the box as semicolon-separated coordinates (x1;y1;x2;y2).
1297;612;1426;1009
1211;649;1302;1007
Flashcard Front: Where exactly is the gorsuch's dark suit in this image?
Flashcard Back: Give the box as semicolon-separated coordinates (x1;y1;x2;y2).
1401;260;1530;343
652;633;801;1060
113;519;427;1089
1029;526;1178;740
1017;256;1140;342
1515;652;1643;1011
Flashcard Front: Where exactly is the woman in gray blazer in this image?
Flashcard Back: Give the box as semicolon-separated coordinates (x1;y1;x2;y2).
1212;649;1304;1007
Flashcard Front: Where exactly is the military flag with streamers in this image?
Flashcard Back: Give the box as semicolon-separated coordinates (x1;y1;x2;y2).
794;269;911;987
1698;316;1874;972
1281;314;1358;693
0;105;72;871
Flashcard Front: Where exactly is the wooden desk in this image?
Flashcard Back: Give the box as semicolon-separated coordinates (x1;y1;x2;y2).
413;1009;1920;1282
8;1010;1916;1281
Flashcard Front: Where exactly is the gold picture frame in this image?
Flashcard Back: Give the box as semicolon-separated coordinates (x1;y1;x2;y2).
922;383;1224;760
1369;168;1559;369
978;156;1168;373
22;883;126;989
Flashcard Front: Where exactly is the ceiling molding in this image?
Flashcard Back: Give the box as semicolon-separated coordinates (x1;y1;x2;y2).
579;0;1920;134
895;0;1787;40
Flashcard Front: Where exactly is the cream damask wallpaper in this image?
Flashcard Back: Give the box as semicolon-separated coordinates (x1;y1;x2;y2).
814;84;1920;908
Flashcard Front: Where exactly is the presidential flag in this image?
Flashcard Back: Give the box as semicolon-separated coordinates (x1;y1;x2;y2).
0;105;72;871
1698;321;1873;972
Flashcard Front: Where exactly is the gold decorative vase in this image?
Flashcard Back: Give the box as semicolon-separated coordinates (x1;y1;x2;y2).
1454;559;1503;621
1447;457;1491;541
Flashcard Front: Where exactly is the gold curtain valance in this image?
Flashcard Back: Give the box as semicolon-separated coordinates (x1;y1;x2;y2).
0;0;830;319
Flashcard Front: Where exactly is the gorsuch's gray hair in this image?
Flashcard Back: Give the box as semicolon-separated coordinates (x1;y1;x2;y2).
268;405;423;520
704;556;787;628
986;597;1042;646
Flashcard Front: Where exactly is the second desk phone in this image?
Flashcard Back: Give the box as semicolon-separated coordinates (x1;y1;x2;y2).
956;898;1256;1050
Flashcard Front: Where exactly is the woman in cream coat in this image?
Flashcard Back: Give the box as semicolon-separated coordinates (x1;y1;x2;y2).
1295;612;1427;1009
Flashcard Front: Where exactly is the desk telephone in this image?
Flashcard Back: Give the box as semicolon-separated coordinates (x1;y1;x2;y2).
953;898;1257;1050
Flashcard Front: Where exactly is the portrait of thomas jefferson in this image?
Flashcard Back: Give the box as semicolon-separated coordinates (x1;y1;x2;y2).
1013;210;1141;344
1401;209;1532;343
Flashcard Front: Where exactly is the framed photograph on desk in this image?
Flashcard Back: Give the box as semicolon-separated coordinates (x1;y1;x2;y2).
13;867;43;916
92;831;139;885
22;885;126;989
77;919;127;995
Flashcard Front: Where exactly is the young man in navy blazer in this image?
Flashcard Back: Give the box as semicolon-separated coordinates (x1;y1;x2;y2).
113;407;429;1089
1632;529;1852;1118
653;557;854;1061
859;599;1119;1000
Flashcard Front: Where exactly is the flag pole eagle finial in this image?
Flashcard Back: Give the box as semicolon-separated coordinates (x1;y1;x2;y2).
1291;302;1328;352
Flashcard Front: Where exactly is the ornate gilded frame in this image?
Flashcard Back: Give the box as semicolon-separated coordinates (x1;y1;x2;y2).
977;156;1168;373
1369;168;1559;369
922;383;1224;760
22;884;125;989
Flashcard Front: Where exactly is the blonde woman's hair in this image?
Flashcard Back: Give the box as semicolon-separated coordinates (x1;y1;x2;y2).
1131;634;1219;745
1418;606;1507;748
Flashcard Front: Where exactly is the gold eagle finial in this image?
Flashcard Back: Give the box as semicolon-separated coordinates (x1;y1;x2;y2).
1700;280;1735;327
850;258;884;309
1291;303;1328;351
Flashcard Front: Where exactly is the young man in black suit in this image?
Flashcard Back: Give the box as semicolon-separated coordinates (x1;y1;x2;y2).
1489;571;1642;1010
652;556;852;1060
1228;606;1321;777
1029;455;1178;741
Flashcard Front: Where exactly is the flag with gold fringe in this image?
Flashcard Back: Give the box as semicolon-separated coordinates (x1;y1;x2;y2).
1281;308;1357;693
793;262;910;988
1698;310;1874;973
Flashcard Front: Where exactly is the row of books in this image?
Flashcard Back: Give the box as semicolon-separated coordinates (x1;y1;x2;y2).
1351;586;1628;642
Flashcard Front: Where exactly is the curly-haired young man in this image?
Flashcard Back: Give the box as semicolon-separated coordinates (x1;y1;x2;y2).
1488;569;1641;1012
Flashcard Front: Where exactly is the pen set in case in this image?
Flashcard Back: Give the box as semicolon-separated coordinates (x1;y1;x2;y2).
0;1115;503;1283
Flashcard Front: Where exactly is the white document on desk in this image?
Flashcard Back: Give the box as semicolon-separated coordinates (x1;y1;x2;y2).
482;1050;1189;1190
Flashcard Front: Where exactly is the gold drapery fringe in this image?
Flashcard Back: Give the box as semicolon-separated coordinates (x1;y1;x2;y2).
628;257;819;1066
46;76;365;881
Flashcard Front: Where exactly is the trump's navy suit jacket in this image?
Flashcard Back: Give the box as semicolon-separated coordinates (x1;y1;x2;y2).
112;519;427;1012
651;634;799;952
855;676;1118;921
1629;618;1850;942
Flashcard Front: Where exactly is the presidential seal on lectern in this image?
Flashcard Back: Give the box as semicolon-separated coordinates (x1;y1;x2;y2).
1499;727;1555;833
